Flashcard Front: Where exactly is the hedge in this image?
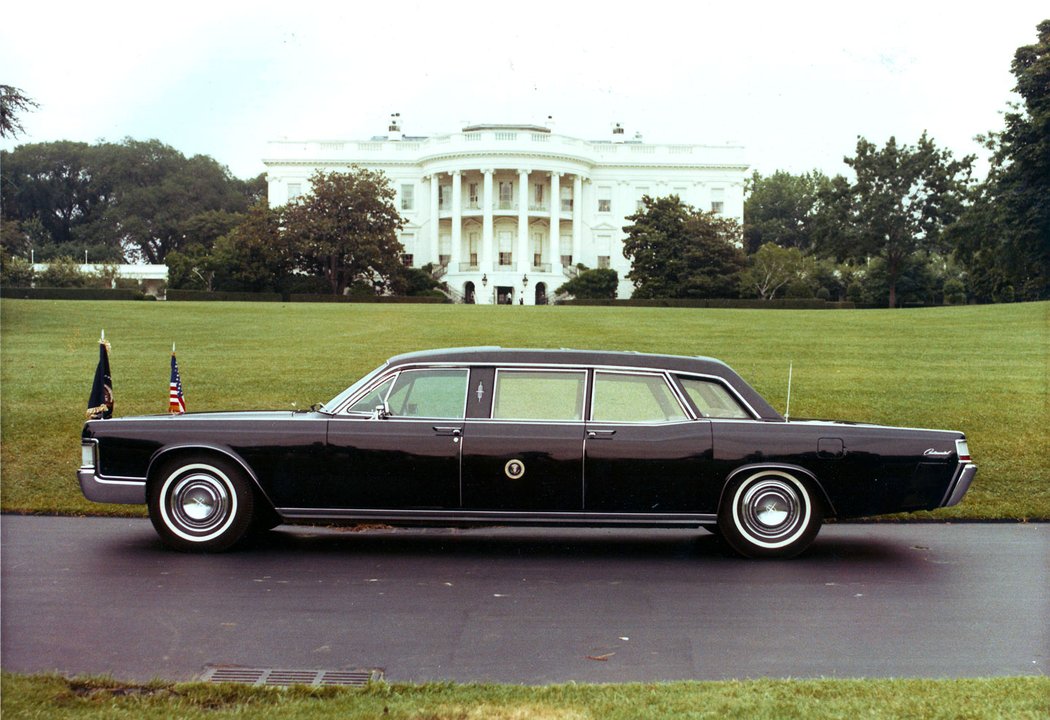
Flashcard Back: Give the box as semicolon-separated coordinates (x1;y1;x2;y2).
288;294;448;303
562;298;857;309
0;287;147;301
165;290;282;302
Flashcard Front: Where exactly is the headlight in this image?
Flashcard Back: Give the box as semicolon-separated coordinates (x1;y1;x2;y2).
81;442;96;469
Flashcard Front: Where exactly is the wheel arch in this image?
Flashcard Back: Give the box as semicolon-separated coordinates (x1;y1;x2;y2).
719;462;836;517
147;444;279;515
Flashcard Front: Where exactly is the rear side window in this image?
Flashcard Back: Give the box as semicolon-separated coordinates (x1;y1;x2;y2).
591;372;687;422
492;370;586;421
678;377;751;419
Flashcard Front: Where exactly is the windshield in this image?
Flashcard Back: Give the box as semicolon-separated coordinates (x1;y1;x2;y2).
319;362;389;414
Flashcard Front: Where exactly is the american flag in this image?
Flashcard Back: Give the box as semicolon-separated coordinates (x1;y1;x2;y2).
169;352;186;414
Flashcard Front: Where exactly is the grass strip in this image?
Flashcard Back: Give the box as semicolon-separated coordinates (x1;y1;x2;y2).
1;300;1047;518
3;672;1048;720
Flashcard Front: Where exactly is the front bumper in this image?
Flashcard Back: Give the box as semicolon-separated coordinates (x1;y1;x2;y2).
941;463;977;508
78;468;146;504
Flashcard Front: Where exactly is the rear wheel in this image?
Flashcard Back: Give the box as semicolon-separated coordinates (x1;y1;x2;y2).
718;469;823;558
148;456;254;552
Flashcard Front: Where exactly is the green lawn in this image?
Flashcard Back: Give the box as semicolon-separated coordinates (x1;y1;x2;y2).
2;673;1048;720
1;300;1047;518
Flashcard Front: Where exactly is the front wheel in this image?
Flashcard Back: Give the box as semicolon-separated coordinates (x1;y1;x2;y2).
718;469;823;558
149;456;254;552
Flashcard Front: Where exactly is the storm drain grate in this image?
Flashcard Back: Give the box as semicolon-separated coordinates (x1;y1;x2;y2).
201;665;382;687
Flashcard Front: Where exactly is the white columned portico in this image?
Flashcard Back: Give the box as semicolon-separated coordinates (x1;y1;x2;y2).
450;171;462;270
482;169;494;273
549;172;560;269
429;175;440;264
572;175;583;266
517;169;530;275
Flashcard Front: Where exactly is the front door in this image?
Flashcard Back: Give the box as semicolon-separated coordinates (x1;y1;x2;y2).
462;368;586;511
324;368;468;509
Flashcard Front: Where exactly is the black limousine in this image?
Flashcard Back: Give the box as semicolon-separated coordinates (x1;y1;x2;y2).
79;347;976;558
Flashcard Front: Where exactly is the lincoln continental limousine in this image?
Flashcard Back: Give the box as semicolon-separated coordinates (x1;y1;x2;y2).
78;347;976;557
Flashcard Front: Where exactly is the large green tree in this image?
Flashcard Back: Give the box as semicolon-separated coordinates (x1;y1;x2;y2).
623;195;746;299
825;133;973;308
284;168;404;295
1;139;259;264
950;19;1050;301
743;170;830;253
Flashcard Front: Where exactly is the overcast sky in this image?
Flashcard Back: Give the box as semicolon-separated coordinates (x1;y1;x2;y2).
2;1;1045;180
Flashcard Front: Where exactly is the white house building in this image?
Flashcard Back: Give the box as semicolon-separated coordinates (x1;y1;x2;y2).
264;116;748;304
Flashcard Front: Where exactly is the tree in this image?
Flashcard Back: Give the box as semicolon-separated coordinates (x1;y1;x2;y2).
743;170;828;253
0;85;38;138
950;20;1050;301
623;195;746;299
284;168;404;295
556;266;619;299
739;242;807;300
828;133;973;307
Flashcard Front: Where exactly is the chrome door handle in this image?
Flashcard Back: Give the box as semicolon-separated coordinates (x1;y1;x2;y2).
587;430;616;439
433;426;462;437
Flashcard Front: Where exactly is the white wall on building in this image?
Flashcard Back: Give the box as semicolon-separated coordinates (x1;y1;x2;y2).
264;121;747;303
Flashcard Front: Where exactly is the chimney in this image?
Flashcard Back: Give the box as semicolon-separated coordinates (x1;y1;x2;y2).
388;112;402;141
612;122;625;144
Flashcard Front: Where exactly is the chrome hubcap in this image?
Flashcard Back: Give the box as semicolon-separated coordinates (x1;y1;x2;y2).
739;478;803;541
170;474;230;532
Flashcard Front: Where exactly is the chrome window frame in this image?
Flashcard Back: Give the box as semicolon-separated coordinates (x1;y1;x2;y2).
673;372;760;420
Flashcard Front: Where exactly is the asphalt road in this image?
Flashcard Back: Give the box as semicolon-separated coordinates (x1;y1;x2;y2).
1;516;1046;684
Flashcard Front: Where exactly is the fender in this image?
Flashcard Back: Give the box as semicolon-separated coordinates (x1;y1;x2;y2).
147;443;280;513
719;462;836;517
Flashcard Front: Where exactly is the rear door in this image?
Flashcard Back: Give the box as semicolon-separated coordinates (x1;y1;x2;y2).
461;368;587;511
584;370;713;512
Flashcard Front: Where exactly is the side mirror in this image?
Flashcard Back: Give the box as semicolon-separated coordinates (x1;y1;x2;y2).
371;403;390;420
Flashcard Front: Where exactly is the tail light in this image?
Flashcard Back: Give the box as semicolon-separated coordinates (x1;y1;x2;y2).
956;439;971;463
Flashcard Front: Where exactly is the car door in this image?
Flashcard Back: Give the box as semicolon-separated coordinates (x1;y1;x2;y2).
461;368;587;511
584;370;713;513
323;367;468;510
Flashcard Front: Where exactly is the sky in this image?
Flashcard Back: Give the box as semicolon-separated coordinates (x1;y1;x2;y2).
1;1;1046;181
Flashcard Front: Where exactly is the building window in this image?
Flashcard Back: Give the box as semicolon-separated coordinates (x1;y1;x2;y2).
560;186;573;212
597;187;611;213
287;183;302;201
401;254;414;267
532;183;544;210
468;183;479;209
597;255;611;269
439;185;451;210
636;186;649;212
499;182;514;210
711;188;725;214
468;232;480;267
498;231;513;267
401;184;415;211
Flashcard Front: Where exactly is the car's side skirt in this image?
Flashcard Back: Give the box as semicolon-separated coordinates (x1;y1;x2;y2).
277;508;718;528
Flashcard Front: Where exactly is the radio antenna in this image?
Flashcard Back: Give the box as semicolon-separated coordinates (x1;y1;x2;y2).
785;362;793;422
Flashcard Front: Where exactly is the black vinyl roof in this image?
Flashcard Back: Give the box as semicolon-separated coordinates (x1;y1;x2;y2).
385;347;783;420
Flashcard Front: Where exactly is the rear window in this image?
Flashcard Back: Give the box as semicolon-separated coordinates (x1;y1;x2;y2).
678;377;751;419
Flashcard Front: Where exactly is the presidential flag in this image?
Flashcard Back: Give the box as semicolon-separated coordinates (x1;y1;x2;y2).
86;335;113;420
169;351;186;414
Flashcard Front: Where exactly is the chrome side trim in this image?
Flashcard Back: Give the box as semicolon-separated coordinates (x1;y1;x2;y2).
277;508;717;527
941;463;977;507
78;469;146;504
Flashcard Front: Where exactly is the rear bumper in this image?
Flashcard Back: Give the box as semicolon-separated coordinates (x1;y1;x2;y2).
941;463;977;508
78;468;146;504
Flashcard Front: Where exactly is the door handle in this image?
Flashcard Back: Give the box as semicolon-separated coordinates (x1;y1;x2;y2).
433;426;462;437
587;430;616;439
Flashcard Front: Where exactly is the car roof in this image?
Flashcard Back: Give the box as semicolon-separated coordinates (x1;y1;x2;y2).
385;347;783;420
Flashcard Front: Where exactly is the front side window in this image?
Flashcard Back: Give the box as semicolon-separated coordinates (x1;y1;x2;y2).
385;368;469;419
592;372;687;423
493;370;586;421
347;376;396;414
678;376;750;419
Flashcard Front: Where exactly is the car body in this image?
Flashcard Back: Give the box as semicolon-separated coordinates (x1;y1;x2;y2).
78;347;976;557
